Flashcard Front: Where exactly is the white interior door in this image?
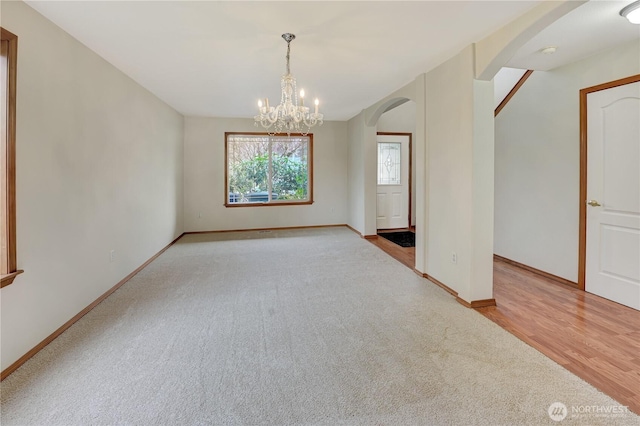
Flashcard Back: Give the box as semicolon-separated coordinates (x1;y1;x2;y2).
376;134;409;229
586;80;640;311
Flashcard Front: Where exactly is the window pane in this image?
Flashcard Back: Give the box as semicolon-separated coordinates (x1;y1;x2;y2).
226;133;311;205
0;40;10;275
1;39;8;273
377;142;401;185
227;135;270;203
271;137;309;201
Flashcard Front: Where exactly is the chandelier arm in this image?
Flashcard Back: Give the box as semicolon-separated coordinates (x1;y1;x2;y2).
302;116;318;127
291;108;304;124
265;106;280;124
255;119;274;131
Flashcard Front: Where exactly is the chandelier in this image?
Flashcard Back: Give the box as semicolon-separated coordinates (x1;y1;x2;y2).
254;33;323;135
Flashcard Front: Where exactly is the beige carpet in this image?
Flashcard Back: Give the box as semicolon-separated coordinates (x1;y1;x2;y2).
1;227;637;425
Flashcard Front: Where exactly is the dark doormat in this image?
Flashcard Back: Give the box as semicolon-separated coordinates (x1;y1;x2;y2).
378;231;415;248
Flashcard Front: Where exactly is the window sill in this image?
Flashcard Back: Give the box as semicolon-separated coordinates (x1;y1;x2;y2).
225;200;313;208
1;270;24;288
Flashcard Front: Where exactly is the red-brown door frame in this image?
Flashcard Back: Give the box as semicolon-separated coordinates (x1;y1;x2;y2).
577;74;640;291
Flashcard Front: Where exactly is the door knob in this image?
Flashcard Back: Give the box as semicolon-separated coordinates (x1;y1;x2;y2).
587;200;601;207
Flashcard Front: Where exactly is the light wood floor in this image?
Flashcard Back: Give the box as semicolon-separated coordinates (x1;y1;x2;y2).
368;234;640;415
374;230;415;269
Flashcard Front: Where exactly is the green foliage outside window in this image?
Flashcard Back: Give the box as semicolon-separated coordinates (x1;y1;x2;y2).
229;154;308;200
227;134;310;203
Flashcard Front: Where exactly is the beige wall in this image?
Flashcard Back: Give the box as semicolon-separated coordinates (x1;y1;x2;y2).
377;101;417;227
425;45;494;302
347;112;366;234
495;39;640;282
183;117;348;231
0;1;184;370
377;102;416;132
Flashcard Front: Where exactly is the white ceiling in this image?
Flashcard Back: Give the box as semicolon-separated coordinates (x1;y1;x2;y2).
22;1;640;121
507;0;640;70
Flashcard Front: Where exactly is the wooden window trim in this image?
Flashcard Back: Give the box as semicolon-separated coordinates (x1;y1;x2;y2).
224;132;314;207
1;27;22;288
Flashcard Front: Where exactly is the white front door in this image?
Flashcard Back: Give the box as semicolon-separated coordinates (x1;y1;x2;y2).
586;80;640;311
376;134;409;229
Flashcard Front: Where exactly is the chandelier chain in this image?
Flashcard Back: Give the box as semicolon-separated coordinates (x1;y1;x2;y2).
286;40;291;75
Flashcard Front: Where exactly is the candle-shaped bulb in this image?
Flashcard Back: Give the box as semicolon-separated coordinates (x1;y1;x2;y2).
299;89;305;106
300;89;305;98
258;99;263;108
265;98;270;109
314;98;319;114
